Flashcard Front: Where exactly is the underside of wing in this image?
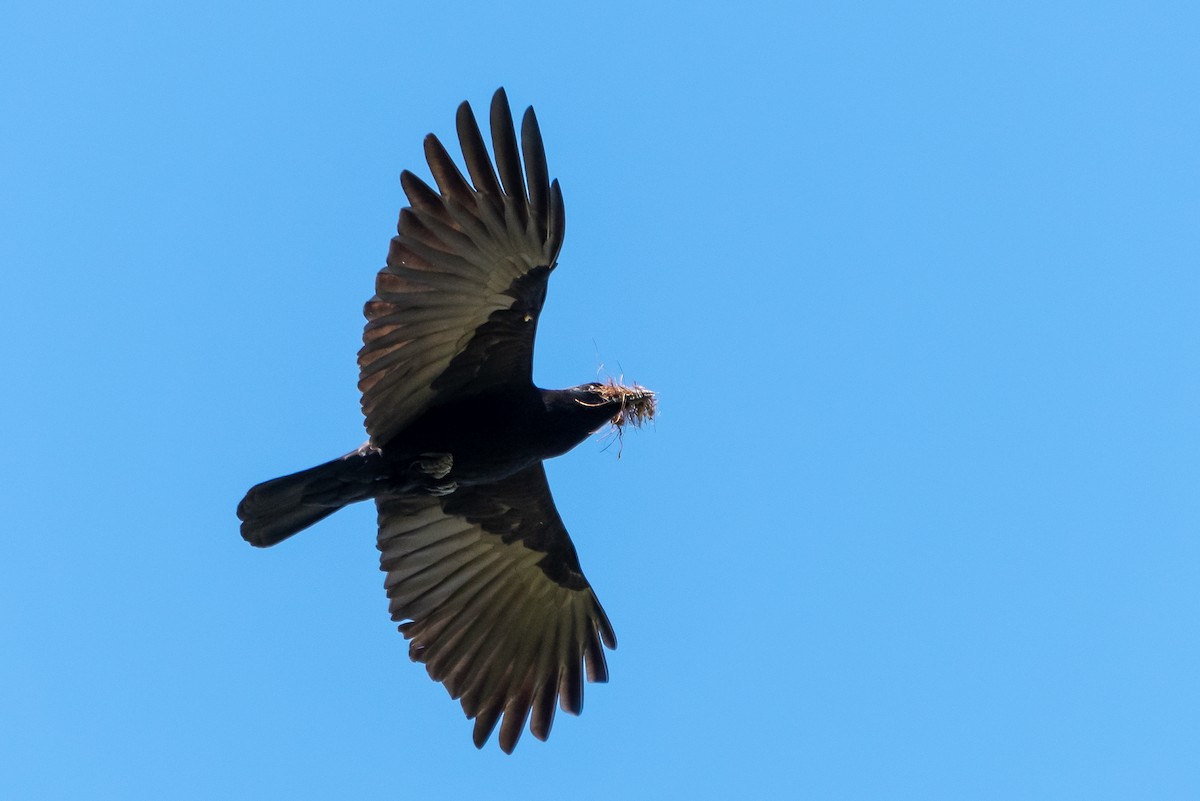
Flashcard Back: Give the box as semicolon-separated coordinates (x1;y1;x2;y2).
376;464;615;753
359;88;567;446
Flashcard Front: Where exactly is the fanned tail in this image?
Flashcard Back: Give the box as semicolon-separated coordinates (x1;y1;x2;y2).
237;447;386;547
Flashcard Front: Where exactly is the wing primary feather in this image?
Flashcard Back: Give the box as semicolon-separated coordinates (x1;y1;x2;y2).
455;100;503;207
529;676;559;741
515;607;559;742
583;623;610;684
472;704;502;749
546;179;565;264
593;596;617;649
423;134;476;206
498;689;533;754
498;596;557;746
528;611;564;740
558;613;584;715
521;106;550;230
398;171;453;225
488;88;529;229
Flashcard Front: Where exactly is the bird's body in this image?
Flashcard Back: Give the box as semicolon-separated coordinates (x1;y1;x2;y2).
383;386;627;481
239;384;645;548
238;89;654;752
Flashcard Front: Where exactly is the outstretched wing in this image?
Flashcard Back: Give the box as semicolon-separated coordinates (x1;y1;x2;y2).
376;463;615;753
358;88;566;447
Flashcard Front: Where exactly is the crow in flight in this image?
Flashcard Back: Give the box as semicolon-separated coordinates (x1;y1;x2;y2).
237;88;656;753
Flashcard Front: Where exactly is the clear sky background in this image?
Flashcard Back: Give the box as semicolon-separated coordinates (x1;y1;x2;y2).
2;1;1197;799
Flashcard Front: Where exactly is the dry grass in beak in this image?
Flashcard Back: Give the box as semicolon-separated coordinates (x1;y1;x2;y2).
595;380;657;431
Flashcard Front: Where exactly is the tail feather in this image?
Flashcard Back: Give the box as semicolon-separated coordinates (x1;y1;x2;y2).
238;447;386;548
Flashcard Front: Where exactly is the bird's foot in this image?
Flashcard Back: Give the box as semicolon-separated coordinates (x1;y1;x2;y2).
415;453;453;479
408;452;457;495
424;480;458;497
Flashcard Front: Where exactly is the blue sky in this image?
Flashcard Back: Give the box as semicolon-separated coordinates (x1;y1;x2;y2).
2;1;1197;798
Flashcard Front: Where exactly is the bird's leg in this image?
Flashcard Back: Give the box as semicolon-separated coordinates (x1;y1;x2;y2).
410;452;457;496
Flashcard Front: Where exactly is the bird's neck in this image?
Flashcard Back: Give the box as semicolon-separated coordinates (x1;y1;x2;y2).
536;388;614;459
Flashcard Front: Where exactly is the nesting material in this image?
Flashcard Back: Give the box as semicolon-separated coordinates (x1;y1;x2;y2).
596;380;657;430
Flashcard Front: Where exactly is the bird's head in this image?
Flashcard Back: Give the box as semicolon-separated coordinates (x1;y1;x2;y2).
570;380;658;432
540;381;656;459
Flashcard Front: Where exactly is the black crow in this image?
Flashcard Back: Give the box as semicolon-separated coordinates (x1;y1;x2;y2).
238;88;655;753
